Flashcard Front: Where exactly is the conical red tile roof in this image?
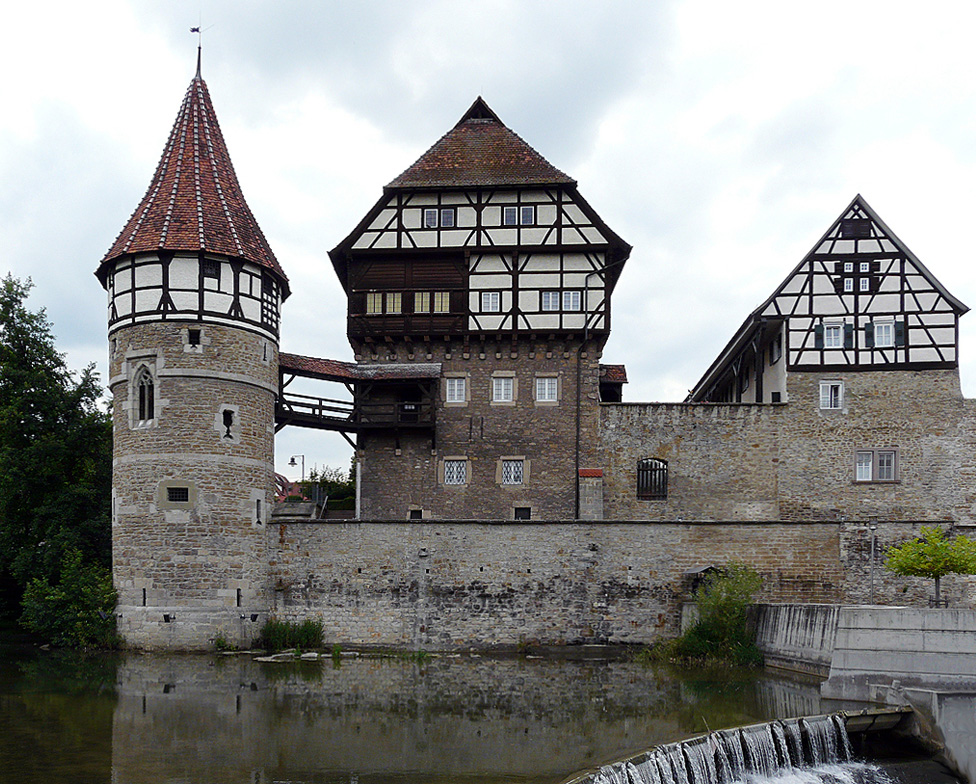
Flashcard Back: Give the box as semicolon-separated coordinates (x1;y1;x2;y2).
386;97;575;190
99;72;288;292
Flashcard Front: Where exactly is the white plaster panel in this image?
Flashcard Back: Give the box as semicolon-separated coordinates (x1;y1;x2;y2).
522;254;561;271
204;292;234;313
136;264;163;288
858;239;882;253
371;233;398;249
171;292;196;311
878;277;901;293
114;268;133;293
402;210;420;229
561;204;587;223
520;274;562;289
169;258;197;289
816;241;832;253
537;204;558;224
487;228;518;245
916;292;940;310
471;256;510;274
241;298;260;321
519;291;539;310
457;207;477;227
561;314;587;330
563;256;602;271
880;240;897;252
522;228;548;245
368;207;396;230
441;230;468;246
411;231;437;248
114;294;132;317
135;290;159;312
475;316;505;330
529;314;561;330
482;206;501;225
832;240;855;254
562;272;595;288
781;277;805;295
922;312;956;326
812;276;837;296
581;227;607;244
490;192;517;204
909;347;943;362
562;227;587;244
409;193;439;206
441;193;467;205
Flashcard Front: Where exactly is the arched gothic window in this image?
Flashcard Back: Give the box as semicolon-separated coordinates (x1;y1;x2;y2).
136;368;155;423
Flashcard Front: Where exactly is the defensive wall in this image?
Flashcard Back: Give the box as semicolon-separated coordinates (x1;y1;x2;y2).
266;518;976;649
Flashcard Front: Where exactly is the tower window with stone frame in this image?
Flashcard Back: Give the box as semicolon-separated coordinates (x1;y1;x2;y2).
535;376;558;403
136;368;155;423
492;377;514;403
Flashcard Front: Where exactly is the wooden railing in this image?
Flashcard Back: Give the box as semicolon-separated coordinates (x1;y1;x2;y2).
276;392;434;432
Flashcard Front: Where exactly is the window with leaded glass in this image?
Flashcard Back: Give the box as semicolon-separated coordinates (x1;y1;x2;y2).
501;459;524;485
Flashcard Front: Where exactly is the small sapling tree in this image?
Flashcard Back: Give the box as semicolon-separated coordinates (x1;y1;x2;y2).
884;525;976;605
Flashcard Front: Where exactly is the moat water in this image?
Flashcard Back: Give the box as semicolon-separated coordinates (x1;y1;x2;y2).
0;631;952;784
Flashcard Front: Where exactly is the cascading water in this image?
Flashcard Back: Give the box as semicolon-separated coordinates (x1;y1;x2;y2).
589;713;893;784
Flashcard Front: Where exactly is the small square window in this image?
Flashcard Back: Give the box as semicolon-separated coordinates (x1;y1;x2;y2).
503;206;518;226
562;291;581;311
432;292;450;313
824;324;843;349
535;377;558;402
541;291;560;311
520;206;535;225
446;377;466;403
201;259;220;279
514;507;531;520
444;460;467;485
167;487;190;503
844;262;854;272
859;277;870;292
481;291;500;312
820;380;843;409
188;328;201;346
424;209;438;228
492;377;514;403
440;208;455;228
860;261;870;272
502;459;524;485
874;321;894;348
843;278;854;293
409;509;423;520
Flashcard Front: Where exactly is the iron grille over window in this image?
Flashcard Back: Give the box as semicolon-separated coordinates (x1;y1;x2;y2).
444;460;466;485
501;460;524;485
167;487;189;503
637;458;668;499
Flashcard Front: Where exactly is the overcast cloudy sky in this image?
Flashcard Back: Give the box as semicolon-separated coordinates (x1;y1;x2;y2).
4;1;976;478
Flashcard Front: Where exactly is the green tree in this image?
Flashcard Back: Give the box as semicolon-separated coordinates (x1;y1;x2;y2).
302;463;356;510
884;525;976;604
0;276;112;630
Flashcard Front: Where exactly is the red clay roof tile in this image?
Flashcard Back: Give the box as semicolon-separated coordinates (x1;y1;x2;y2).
99;74;287;291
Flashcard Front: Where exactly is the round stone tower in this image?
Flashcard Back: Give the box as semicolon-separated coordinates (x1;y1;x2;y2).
95;57;289;649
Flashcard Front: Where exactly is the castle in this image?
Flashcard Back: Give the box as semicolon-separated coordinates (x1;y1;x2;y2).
100;62;976;650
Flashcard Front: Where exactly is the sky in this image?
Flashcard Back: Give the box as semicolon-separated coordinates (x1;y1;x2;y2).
4;1;976;480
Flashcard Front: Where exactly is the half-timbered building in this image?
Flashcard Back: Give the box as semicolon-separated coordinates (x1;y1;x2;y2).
326;97;631;520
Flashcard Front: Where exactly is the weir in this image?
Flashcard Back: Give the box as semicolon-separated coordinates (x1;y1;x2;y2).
569;710;914;784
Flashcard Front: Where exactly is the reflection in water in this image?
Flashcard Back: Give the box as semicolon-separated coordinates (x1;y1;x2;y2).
0;642;833;784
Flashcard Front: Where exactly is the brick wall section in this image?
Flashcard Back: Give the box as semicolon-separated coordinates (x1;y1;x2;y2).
358;338;603;520
111;320;278;649
268;520;845;648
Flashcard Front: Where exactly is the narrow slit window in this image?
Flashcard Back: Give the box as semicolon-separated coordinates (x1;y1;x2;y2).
137;370;154;422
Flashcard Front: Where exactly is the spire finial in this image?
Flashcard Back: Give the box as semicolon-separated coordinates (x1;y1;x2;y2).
190;24;204;78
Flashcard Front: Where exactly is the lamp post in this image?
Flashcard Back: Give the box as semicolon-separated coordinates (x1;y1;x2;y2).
869;523;878;604
288;454;305;482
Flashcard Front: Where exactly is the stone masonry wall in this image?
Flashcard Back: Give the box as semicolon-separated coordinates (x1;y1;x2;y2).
268;519;844;648
359;337;603;520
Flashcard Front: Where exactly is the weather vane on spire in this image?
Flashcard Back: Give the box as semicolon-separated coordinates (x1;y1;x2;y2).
190;23;211;78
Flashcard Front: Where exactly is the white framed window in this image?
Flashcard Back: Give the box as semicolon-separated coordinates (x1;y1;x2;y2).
444;459;467;485
860;261;870;272
843;278;853;293
433;291;450;313
820;380;843;409
501;459;524;485
415;292;430;313
424;208;438;228
366;291;383;314
843;262;853;272
855;449;898;482
535;376;558;402
541;291;560;311
386;292;402;314
824;323;843;349
481;291;500;312
503;206;518;226
874;320;894;348
859;277;870;292
520;205;535;225
562;291;582;311
445;377;466;404
440;208;455;228
492;376;514;403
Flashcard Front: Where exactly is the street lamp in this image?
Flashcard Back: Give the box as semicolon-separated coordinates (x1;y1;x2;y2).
288;454;306;482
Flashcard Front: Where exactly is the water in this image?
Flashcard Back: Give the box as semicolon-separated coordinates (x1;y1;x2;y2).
0;632;953;784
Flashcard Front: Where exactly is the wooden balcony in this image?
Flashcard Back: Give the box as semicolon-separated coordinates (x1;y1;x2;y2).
275;391;435;433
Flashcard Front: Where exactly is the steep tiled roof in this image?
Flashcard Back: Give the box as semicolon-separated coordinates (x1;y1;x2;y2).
280;352;441;382
599;364;628;383
99;70;287;291
386;97;575;190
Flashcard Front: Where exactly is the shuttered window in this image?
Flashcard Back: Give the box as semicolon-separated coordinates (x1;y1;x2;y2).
637;458;668;500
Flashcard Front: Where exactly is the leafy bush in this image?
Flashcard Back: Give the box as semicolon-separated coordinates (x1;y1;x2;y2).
885;525;976;604
20;549;118;648
672;564;763;666
258;617;323;651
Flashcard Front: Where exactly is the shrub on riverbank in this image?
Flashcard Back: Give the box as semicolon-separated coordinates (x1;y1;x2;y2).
642;563;763;667
258;617;323;651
